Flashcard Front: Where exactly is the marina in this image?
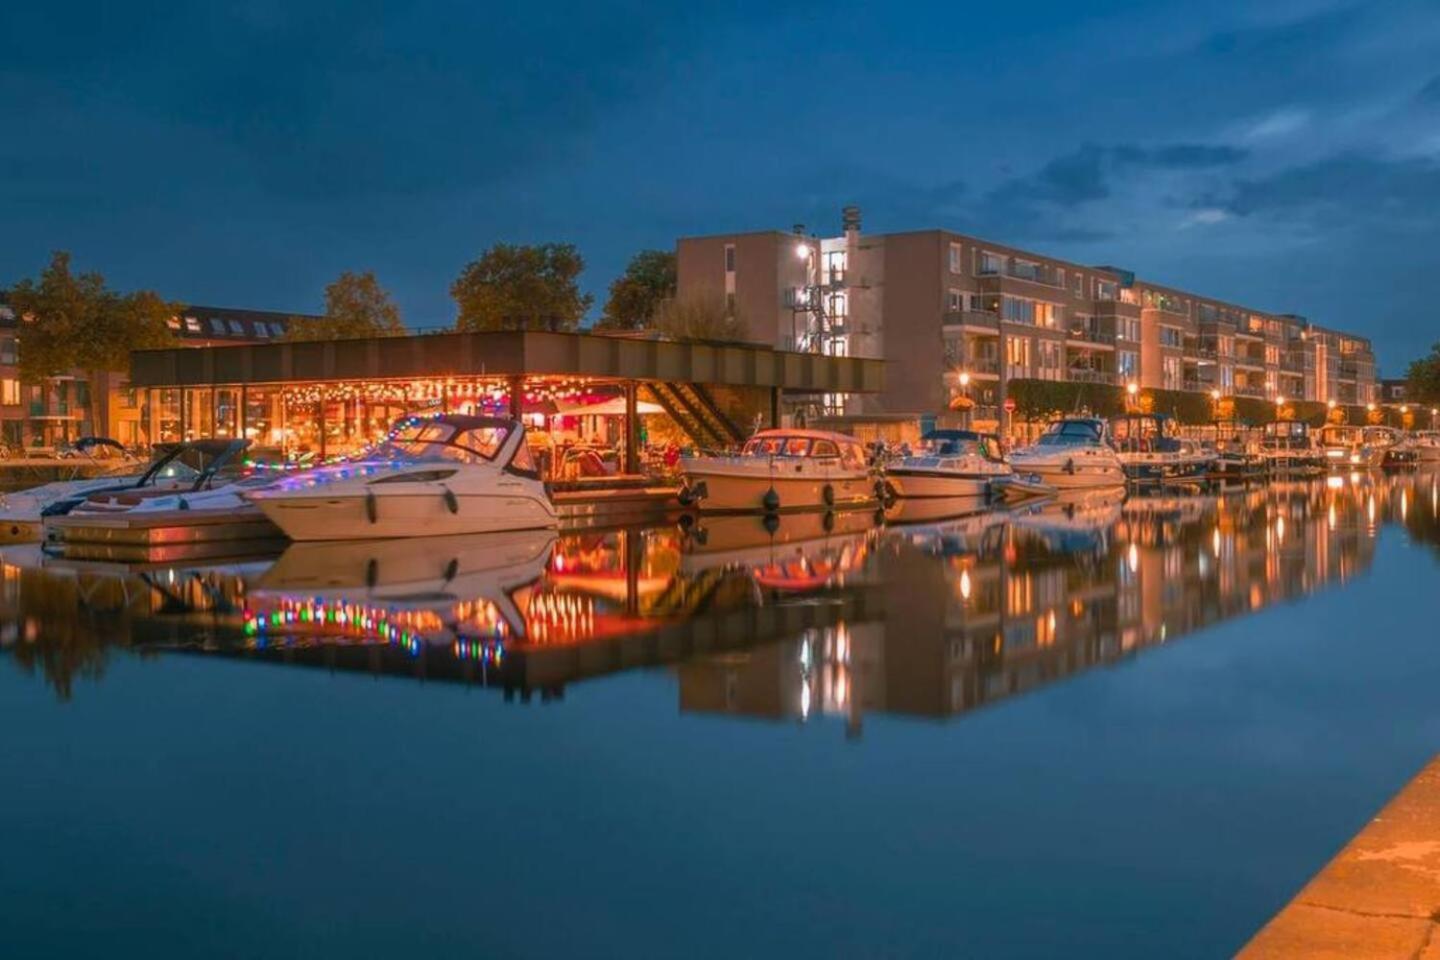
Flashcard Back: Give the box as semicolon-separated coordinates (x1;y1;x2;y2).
3;468;1438;957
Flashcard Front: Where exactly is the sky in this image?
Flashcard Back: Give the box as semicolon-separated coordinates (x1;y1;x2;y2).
2;0;1439;370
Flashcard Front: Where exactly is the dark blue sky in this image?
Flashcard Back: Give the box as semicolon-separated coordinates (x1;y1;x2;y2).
3;0;1438;370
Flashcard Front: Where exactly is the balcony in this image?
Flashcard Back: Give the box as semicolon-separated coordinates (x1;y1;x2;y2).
978;259;1066;288
1066;328;1116;347
943;310;999;330
1235;384;1266;398
968;357;1000;375
1068;369;1116;385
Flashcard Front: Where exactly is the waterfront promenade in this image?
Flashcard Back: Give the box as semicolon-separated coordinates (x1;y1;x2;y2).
1241;755;1440;958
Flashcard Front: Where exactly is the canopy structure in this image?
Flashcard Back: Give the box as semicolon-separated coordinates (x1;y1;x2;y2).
557;397;665;417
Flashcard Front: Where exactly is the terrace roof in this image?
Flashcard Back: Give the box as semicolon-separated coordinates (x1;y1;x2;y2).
129;330;884;394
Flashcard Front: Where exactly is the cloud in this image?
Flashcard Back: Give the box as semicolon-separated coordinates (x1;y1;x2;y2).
1218;153;1440;230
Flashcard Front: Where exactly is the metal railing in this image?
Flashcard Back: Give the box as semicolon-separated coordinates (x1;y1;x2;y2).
1066;328;1116;345
942;310;999;329
1068;369;1116;384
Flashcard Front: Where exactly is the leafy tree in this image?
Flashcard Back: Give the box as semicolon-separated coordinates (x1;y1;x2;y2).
1406;341;1440;403
653;290;750;343
450;243;592;332
598;250;676;330
285;270;405;341
7;251;178;434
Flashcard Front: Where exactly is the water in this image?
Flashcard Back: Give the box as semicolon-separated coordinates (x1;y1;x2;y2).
3;473;1439;958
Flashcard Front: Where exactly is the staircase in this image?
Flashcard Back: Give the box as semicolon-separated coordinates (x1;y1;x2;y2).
643;382;747;451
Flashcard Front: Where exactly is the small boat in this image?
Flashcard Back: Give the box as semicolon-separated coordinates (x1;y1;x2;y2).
1108;413;1214;483
885;430;1043;501
1007;418;1127;490
246;414;557;540
678;428;878;513
1412;431;1440;462
1365;426;1419;469
64;439;268;517
1259;421;1326;475
1317;424;1381;468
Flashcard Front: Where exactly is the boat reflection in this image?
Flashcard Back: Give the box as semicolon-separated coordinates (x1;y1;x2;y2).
2;473;1437;728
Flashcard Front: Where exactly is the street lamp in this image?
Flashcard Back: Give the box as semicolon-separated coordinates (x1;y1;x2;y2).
958;371;971;428
1275;395;1286;420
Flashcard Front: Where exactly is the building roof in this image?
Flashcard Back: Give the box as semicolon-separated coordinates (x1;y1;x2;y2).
129;329;886;394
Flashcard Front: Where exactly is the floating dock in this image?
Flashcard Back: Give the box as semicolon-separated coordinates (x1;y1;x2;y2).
45;509;288;564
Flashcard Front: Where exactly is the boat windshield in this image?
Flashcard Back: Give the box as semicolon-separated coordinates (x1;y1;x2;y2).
1036;421;1102;447
745;436;814;458
375;422;512;464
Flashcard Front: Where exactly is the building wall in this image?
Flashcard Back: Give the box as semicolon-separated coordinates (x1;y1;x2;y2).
676;214;1383;426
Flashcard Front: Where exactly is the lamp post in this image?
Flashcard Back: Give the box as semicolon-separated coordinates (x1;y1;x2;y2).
1126;381;1139;413
1433;407;1438;430
959;371;971;429
1400;404;1410;430
1275;395;1286;421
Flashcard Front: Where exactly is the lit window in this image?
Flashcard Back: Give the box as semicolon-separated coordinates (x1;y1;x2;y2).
184;316;202;332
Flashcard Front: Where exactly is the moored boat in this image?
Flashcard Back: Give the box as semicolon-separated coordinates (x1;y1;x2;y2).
1259;421;1326;475
679;428;877;513
1317;424;1381;468
246;415;557;540
885;430;1030;501
1108;413;1214;483
1007;418;1127;490
1412;431;1440;463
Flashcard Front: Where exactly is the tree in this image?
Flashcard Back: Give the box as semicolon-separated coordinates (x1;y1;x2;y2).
7;251;178;436
598;250;676;330
652;290;750;343
1406;341;1440;404
285;270;405;341
450;243;592;332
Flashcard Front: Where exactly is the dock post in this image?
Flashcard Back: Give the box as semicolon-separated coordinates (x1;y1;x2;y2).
624;381;639;475
508;376;524;421
771;387;781;428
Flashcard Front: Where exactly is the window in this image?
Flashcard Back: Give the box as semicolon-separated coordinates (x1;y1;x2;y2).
1037;340;1063;381
0;378;19;405
1116;318;1140;342
949;242;962;273
812;439;840;458
825;250;846;282
254;324;271;339
1159;326;1183;348
947;289;963;312
724;244;735;273
229;320;246;335
184;316;202;333
270;322;287;338
209;318;226;334
510;441;539;475
978;251;1003;276
1095;279;1117;301
0;336;16;365
1002;297;1033;325
1006;337;1031;377
1072;273;1084;296
166;316;182;330
1118;351;1138;378
1163;356;1183;389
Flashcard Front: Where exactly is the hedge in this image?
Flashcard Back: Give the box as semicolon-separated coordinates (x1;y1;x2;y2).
1004;379;1373;427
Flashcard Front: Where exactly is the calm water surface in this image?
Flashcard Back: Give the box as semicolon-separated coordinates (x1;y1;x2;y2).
3;473;1440;958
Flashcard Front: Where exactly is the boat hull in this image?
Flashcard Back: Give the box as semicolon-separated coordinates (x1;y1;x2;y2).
680;465;876;513
1007;454;1126;490
885;469;992;499
254;490;558;541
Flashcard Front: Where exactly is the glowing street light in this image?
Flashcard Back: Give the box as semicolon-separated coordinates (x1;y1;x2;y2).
794;243;811;260
1210;389;1221;401
958;371;971;388
1327;399;1336;410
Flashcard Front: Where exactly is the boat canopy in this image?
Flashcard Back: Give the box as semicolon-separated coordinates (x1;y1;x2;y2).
1035;418;1106;447
920;430;1004;461
375;415;530;468
742;429;866;462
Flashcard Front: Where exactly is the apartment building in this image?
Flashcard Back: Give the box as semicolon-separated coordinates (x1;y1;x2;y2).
676;209;1381;430
0;298;306;449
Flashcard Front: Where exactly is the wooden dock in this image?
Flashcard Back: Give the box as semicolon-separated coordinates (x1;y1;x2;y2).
1239;755;1440;958
45;508;287;563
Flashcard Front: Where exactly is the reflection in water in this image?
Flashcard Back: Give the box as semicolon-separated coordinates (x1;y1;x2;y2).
3;473;1438;729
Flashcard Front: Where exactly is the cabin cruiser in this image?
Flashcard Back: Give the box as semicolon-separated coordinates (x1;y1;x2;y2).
1412;431;1440;462
1317;424;1380;468
1364;426;1419;469
1007;418;1127;490
678;428;877;513
246;415;557;541
1259;421;1326;475
1108;414;1214;482
885;430;1049;501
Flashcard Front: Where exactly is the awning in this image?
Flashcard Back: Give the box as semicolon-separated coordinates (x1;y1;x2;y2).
555;397;665;417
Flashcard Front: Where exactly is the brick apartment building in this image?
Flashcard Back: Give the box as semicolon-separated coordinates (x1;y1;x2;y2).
676;208;1381;431
0;299;310;450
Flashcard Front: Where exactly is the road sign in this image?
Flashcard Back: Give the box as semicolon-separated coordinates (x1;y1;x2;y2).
1003;397;1016;412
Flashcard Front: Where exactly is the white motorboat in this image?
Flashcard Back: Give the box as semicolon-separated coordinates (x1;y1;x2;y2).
63;439;271;517
1108;414;1214;482
246;414;557;541
1365;426;1419;469
885;430;1043;501
679;428;878;513
1412;431;1440;462
1008;418;1128;490
1317;424;1381;468
0;438;151;542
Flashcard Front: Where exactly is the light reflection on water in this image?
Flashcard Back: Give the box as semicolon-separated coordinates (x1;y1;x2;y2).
4;474;1430;721
2;470;1439;958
